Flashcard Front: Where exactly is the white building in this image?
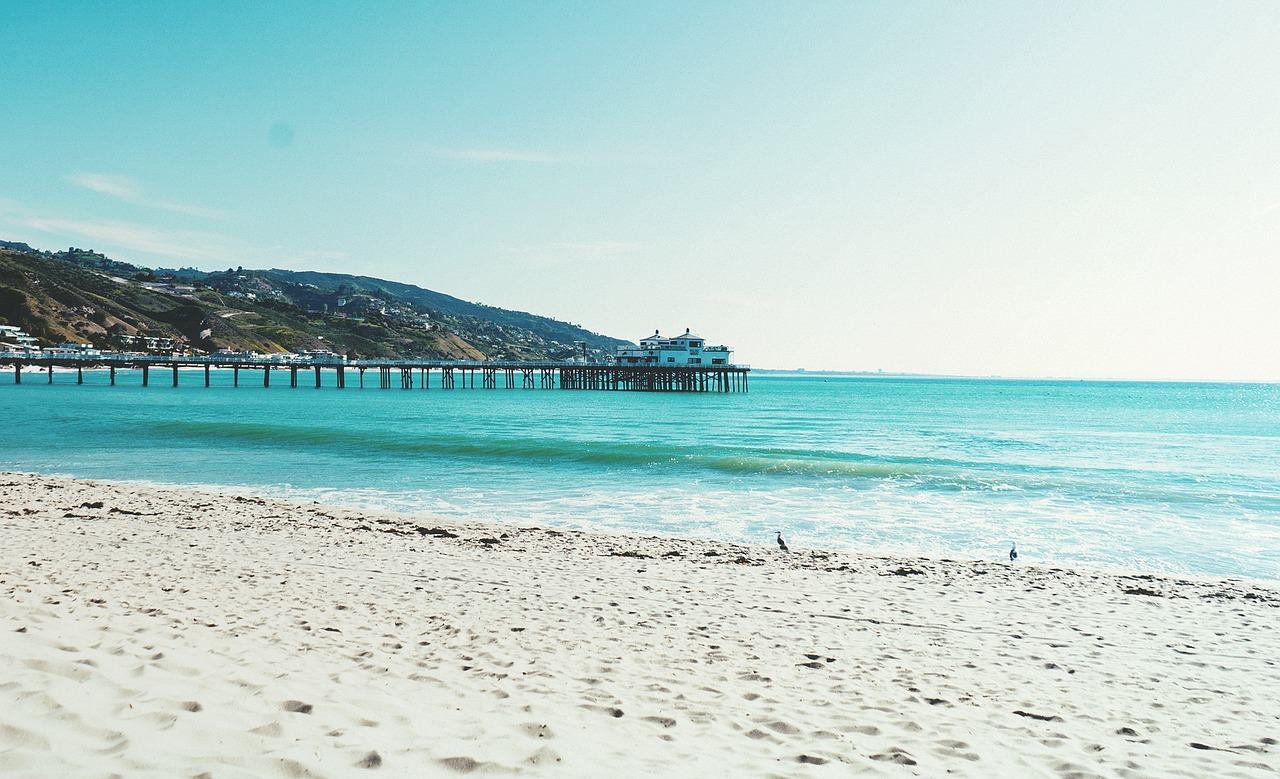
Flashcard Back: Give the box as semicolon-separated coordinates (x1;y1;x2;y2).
614;328;734;366
0;325;39;352
44;343;103;359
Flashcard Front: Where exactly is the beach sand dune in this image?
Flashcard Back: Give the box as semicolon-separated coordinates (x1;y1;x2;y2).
1;472;1277;777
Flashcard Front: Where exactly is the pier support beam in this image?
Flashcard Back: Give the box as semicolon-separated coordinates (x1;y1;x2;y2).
78;366;83;385
142;365;149;387
110;366;115;386
173;365;179;387
263;367;270;388
315;365;322;388
205;365;210;387
290;367;297;388
48;365;53;384
233;367;239;387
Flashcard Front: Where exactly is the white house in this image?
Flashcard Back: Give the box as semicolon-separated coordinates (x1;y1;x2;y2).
614;328;734;366
0;325;39;352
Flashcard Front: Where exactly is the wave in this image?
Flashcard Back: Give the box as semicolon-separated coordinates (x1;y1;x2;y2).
136;419;1280;511
146;419;982;476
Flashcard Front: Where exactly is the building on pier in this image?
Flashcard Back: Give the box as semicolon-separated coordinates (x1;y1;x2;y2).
613;328;734;367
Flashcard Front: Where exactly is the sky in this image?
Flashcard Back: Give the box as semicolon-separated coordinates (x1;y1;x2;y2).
3;2;1280;380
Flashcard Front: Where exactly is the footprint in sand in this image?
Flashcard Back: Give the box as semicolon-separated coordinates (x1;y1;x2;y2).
518;722;555;739
743;728;778;742
437;756;499;773
250;721;284;737
0;723;52;751
870;748;918;766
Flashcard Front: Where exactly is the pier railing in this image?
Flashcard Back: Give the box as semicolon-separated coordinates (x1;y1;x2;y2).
0;352;749;393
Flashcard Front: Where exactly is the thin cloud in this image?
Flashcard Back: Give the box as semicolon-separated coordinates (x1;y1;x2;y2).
441;149;563;163
68;173;138;200
502;240;644;266
1;200;331;271
550;241;644;255
66;172;230;220
23;215;252;265
20;210;283;270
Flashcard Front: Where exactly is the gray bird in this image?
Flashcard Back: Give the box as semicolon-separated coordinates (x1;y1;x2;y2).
776;531;789;552
1009;542;1018;561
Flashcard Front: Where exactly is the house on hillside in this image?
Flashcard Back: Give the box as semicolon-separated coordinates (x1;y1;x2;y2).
613;328;734;366
0;325;39;352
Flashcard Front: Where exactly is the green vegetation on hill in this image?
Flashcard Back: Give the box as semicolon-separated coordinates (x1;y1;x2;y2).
0;244;631;360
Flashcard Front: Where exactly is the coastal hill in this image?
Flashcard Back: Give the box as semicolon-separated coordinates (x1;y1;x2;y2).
0;241;630;360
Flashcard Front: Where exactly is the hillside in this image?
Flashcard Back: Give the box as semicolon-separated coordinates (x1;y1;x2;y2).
0;244;631;360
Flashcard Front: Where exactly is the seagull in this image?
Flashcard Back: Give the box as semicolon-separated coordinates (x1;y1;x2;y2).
1009;542;1018;561
776;531;789;552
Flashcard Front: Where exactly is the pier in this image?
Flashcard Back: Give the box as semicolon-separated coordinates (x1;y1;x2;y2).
0;354;749;393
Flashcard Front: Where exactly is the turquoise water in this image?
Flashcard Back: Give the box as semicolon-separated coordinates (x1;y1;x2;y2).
2;368;1279;580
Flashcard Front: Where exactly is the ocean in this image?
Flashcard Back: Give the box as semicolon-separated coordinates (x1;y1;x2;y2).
3;368;1278;581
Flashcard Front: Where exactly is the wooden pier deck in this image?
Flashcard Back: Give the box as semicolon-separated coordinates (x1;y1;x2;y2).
0;355;749;393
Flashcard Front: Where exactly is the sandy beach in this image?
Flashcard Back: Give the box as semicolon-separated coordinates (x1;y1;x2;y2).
1;472;1276;777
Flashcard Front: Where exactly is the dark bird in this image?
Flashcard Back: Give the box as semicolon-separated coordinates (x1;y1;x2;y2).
776;531;789;552
1009;542;1018;561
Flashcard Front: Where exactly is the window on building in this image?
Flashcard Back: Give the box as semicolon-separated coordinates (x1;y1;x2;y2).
667;357;675;363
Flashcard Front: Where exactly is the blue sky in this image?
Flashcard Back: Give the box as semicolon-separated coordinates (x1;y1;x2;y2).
3;2;1279;379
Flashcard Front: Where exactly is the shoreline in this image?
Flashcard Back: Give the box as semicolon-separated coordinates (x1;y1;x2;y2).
2;472;1277;776
7;469;1268;587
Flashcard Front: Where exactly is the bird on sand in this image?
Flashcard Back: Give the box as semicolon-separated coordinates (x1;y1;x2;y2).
1009;542;1018;561
776;531;789;552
